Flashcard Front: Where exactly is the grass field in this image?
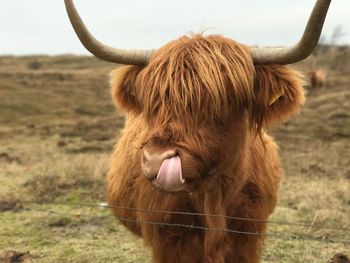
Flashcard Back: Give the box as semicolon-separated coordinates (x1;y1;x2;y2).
0;48;349;262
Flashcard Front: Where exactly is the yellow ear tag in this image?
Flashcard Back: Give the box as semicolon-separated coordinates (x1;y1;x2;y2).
268;89;284;106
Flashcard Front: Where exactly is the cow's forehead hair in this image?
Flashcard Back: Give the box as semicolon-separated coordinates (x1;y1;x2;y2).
138;34;255;123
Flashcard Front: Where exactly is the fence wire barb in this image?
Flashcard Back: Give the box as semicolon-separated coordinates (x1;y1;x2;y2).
115;216;350;245
98;202;350;232
19;200;350;245
25;200;350;232
29;205;350;245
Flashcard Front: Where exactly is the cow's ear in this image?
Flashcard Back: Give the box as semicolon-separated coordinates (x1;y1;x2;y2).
110;65;144;113
251;65;305;129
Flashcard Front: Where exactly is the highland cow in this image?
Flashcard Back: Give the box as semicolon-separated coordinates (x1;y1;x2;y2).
65;0;331;262
309;69;327;87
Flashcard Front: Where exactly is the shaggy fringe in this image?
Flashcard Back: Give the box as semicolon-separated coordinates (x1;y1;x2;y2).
139;34;255;125
111;34;304;136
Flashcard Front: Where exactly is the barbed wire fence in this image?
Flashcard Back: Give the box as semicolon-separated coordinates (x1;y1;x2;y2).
19;200;350;245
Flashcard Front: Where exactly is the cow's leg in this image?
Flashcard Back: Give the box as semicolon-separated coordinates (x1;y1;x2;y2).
150;230;203;263
228;234;263;263
225;204;270;262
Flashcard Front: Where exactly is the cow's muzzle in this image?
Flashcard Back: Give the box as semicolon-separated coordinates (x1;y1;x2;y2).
141;147;186;192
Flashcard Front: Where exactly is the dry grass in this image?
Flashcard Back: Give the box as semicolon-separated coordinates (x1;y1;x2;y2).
24;154;109;202
0;47;349;262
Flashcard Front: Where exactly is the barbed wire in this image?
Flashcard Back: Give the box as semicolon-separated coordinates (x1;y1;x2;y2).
19;200;350;245
115;216;350;245
23;200;350;232
99;202;350;232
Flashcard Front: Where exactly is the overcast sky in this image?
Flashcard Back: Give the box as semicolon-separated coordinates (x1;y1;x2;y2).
0;0;349;56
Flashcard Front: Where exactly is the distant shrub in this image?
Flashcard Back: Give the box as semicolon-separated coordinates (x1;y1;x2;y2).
27;60;42;70
0;194;22;211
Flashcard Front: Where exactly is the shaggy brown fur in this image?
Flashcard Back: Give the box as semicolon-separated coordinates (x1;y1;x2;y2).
107;34;304;263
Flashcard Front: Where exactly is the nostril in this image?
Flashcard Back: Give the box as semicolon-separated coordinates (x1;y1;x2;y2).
142;152;148;164
143;149;152;163
143;148;177;163
142;147;176;167
161;149;177;159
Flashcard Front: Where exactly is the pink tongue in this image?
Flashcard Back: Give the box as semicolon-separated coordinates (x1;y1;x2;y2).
156;156;184;189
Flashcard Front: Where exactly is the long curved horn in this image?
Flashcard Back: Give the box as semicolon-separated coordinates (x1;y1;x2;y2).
251;0;331;65
64;0;154;65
